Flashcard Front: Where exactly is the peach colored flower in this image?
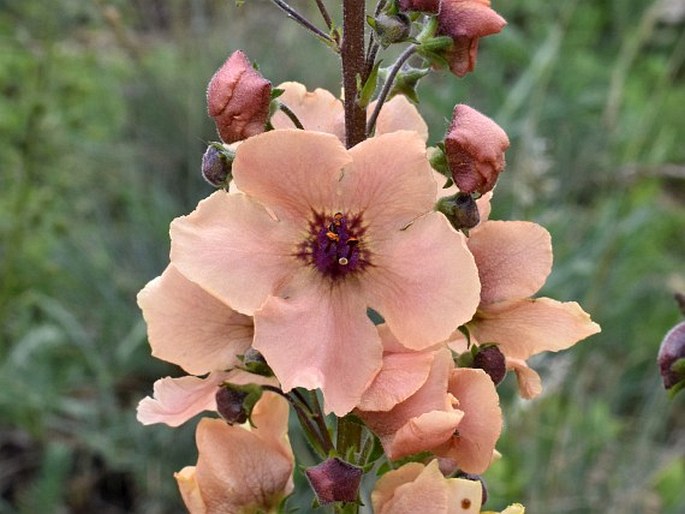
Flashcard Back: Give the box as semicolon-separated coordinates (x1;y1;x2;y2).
270;81;428;141
445;104;510;195
137;265;253;376
207;50;272;144
438;1;507;77
372;460;483;513
358;327;501;474
170;129;480;416
175;392;294;514
451;219;601;398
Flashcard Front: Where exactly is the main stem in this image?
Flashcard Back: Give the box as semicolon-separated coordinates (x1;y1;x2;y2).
341;0;367;148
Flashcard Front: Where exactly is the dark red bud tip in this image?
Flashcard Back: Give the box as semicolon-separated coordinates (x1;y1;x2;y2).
305;457;363;505
658;321;685;391
207;50;272;144
215;386;249;424
240;348;274;377
399;0;439;13
473;345;507;385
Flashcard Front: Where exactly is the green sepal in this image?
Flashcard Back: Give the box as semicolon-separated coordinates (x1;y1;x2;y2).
671;357;685;375
668;379;685;399
428;144;449;176
358;61;382;108
271;88;285;100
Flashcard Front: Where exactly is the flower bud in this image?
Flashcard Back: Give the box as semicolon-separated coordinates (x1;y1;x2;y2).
207;50;272;144
215;383;263;425
240;348;274;377
305;457;363;505
436;192;480;232
399;0;439;13
437;0;507;77
658;321;685;394
371;12;412;47
445;104;510;195
201;143;234;188
473;344;506;386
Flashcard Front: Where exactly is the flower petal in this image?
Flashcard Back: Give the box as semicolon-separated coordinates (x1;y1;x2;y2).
357;344;436;412
387;409;465;460
372;95;429;141
374;461;449;514
232;129;352;221
254;272;383;416
170;191;300;315
137;372;227;427
468;220;552;305
192;394;293;513
271;82;345;140
506;357;543;399
175;467;206;514
343;131;437;231
137;265;253;374
471;297;601;360
436;368;502;474
365;213;481;350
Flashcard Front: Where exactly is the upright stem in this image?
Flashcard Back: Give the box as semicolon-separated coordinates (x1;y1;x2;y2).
341;0;367;148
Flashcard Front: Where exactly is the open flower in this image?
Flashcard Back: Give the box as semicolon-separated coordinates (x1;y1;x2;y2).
438;1;507;77
175;392;294;514
358;326;501;474
270;82;428;141
170;129;480;415
451;219;601;398
372;460;484;513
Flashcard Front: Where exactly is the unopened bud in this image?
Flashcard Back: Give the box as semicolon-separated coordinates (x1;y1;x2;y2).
437;2;507;77
398;0;439;13
445;104;509;195
436;192;480;231
207;50;271;144
658;321;685;394
473;345;506;386
215;383;263;425
305;457;363;505
201;143;234;188
240;348;274;377
371;12;411;47
386;66;430;104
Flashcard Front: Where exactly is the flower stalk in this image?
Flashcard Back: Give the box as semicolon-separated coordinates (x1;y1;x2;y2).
342;0;367;148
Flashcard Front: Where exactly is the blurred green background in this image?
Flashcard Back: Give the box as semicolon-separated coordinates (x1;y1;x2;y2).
1;0;684;512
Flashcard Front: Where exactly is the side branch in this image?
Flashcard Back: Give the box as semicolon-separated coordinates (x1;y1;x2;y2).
271;0;335;45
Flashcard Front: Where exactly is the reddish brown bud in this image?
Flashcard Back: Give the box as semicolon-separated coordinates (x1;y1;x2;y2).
305;457;363;505
437;0;507;77
436;192;480;231
207;50;271;144
399;0;440;13
215;386;249;424
658;321;685;391
473;344;506;385
445;104;509;194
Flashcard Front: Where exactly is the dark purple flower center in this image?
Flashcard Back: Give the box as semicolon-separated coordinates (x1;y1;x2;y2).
298;211;368;279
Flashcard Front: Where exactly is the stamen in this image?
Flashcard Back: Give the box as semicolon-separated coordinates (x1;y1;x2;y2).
338;257;349;266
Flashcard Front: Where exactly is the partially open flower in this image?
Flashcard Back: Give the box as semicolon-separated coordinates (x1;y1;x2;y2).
437;0;507;77
372;460;483;513
444;104;510;195
207;50;271;143
175;392;294;514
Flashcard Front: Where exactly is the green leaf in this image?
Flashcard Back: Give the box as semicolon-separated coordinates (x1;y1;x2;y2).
358;61;382;108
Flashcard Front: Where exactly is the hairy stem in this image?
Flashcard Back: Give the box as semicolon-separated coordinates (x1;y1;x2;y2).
278;103;305;129
341;0;367;148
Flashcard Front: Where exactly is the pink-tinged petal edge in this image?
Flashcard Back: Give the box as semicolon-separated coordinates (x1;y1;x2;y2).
506;357;543;399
